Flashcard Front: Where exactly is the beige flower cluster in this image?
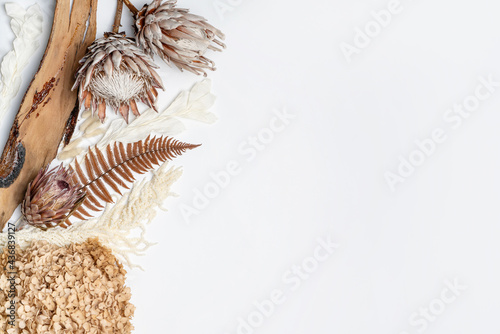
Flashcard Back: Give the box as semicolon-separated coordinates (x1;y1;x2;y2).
0;238;135;333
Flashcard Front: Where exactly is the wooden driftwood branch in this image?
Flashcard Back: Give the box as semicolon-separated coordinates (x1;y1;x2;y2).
0;0;98;229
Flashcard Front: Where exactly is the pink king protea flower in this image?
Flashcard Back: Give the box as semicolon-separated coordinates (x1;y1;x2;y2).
22;164;86;230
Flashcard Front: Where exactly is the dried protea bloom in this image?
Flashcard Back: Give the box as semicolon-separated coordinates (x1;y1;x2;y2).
72;32;164;123
134;0;226;76
22;164;86;230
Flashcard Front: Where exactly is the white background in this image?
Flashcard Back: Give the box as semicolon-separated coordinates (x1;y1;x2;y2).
1;0;500;333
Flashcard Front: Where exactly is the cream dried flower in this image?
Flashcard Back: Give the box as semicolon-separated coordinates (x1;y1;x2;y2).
21;164;85;230
133;0;226;76
0;239;135;332
72;32;164;123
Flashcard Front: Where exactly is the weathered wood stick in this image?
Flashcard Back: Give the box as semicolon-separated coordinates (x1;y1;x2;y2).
0;0;98;229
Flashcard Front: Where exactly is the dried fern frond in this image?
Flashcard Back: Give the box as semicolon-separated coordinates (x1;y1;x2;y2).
71;136;199;221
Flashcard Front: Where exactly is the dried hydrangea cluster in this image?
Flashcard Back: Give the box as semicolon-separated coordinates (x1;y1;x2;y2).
0;238;135;333
21;164;85;230
134;0;226;75
73;32;164;123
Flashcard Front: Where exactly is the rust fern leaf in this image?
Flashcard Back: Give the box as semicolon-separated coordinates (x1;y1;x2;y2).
68;135;199;224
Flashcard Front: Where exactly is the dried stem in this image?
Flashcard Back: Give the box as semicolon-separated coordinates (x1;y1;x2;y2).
123;0;138;15
112;0;124;33
15;216;26;231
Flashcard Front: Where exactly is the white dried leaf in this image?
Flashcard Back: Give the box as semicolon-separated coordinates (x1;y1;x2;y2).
58;79;216;163
0;3;43;123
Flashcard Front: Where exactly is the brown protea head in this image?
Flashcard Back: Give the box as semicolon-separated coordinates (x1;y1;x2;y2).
134;0;226;76
72;32;164;123
22;164;86;230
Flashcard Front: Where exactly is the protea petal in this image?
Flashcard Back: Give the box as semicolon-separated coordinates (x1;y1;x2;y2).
72;32;165;123
22;164;86;230
134;0;225;76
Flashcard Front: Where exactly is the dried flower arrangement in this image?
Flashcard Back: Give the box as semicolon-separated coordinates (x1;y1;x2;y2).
0;0;224;331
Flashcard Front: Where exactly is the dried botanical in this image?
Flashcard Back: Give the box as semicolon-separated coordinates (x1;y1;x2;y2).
0;238;135;333
58;79;216;163
133;0;225;76
72;32;164;123
0;0;98;231
0;3;43;124
21;164;86;230
71;136;199;221
0;163;183;269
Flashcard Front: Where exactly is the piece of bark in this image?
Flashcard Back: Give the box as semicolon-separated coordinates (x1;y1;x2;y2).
0;0;98;229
